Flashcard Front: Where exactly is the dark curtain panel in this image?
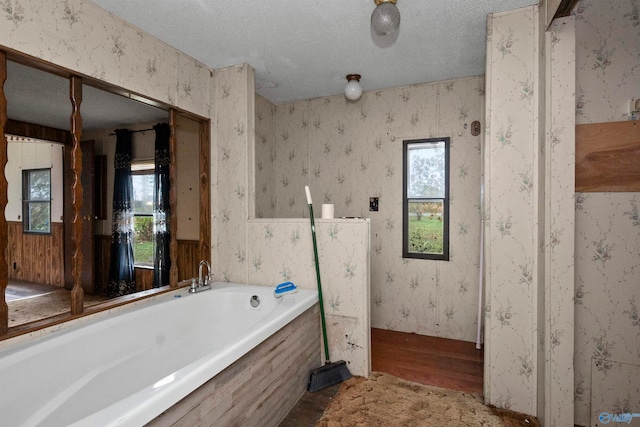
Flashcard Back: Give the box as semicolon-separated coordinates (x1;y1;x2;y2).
153;123;171;288
107;129;136;297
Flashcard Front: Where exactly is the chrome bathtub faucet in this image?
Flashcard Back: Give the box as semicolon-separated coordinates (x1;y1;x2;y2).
189;260;212;293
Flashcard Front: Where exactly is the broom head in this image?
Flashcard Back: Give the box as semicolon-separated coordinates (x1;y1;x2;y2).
307;360;352;392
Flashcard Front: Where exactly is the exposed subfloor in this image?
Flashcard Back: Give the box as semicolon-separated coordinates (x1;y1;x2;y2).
278;328;484;425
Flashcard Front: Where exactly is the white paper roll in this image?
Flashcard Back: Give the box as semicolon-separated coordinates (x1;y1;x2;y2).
321;204;334;219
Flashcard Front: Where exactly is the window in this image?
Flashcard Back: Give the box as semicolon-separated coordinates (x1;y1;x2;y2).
132;162;155;267
403;138;450;260
23;168;51;234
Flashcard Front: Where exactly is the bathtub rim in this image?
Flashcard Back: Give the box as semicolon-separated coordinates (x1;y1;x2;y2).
1;282;189;344
0;281;317;353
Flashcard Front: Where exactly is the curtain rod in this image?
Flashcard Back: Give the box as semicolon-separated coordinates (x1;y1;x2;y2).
108;127;154;136
108;123;175;137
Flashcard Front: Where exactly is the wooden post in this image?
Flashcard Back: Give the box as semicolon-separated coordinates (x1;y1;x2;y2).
169;110;178;287
0;51;8;334
69;76;84;314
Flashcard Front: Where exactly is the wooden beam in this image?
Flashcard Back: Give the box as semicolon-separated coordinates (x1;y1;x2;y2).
5;119;70;143
69;76;84;314
0;51;8;335
576;121;640;192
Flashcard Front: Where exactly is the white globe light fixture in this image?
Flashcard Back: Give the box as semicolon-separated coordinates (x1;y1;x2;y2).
371;0;400;36
344;74;363;101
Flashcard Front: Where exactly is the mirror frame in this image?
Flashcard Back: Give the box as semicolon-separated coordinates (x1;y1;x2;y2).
0;49;211;338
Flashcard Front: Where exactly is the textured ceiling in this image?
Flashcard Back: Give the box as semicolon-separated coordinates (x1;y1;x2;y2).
91;0;539;104
7;0;540;132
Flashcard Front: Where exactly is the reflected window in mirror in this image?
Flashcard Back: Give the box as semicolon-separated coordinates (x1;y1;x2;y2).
132;161;155;268
22;168;51;234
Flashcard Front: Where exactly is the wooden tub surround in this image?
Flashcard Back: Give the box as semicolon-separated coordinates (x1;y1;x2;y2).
149;304;321;426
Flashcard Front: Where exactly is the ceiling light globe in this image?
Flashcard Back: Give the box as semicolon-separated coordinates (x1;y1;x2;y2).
371;2;400;36
344;79;362;101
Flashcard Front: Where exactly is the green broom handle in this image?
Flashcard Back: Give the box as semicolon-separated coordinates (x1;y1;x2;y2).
306;187;331;362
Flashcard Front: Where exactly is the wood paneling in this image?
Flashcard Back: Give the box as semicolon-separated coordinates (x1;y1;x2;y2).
5;119;69;144
94;235;111;295
135;267;154;291
199;120;210;264
7;222;64;286
576;121;640;192
148;305;320;426
176;239;199;281
94;155;107;220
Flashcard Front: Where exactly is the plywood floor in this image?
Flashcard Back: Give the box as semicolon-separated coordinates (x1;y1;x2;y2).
279;328;484;426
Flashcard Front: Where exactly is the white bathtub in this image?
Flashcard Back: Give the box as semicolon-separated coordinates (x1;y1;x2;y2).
0;282;318;427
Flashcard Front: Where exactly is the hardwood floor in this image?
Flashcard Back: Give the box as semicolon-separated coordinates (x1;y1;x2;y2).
279;328;484;425
371;328;484;395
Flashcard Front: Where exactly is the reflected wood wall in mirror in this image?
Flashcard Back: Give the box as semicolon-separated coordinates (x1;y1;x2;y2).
7;123;67;287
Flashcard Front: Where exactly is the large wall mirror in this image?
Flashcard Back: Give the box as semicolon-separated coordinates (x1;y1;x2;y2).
1;52;210;334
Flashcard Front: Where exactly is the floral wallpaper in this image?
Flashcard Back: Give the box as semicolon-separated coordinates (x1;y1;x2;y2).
255;95;276;218
0;0;210;119
576;194;640;426
211;64;254;285
484;6;541;417
483;8;577;427
485;2;640;425
255;76;484;344
574;0;640;125
254;100;372;377
246;218;370;377
573;0;640;425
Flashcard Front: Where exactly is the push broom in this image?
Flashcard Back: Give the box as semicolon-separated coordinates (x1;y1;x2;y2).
305;186;352;392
